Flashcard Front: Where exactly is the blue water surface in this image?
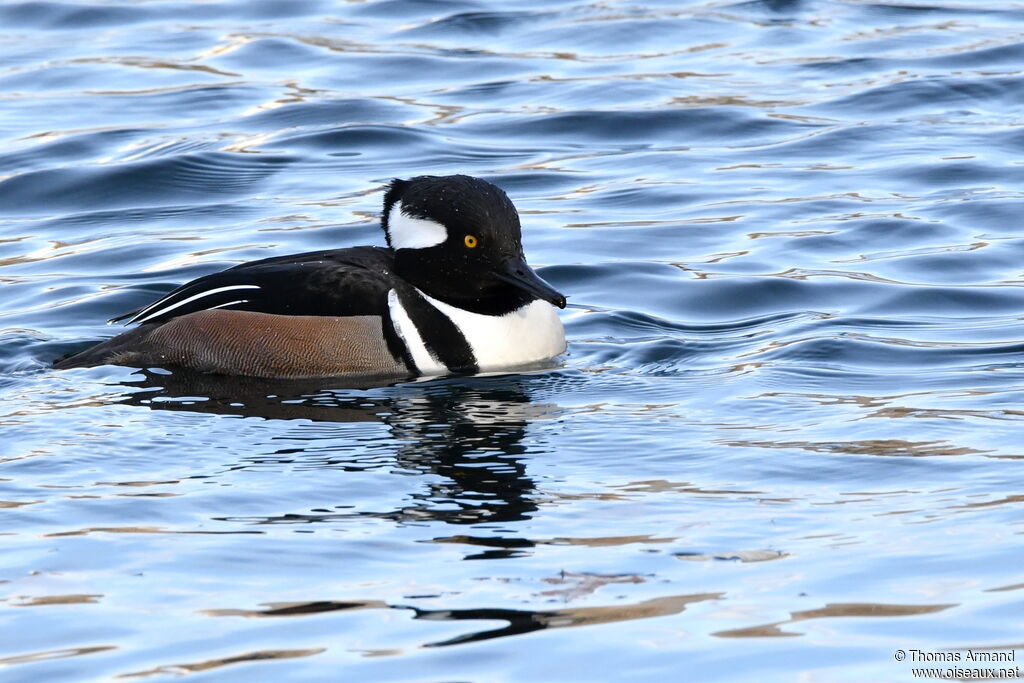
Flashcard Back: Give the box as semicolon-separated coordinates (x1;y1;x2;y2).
2;0;1024;680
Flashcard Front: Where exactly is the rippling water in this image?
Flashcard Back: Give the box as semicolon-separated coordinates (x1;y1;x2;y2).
3;0;1024;679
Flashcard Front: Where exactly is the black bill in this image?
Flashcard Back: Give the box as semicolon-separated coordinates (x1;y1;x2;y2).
493;256;566;309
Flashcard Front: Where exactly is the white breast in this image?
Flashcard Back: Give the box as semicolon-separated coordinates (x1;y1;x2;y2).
388;288;566;374
421;290;566;371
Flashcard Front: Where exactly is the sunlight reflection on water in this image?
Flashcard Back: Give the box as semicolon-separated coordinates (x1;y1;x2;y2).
2;0;1024;680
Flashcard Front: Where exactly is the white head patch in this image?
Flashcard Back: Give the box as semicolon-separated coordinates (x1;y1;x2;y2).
387;201;447;250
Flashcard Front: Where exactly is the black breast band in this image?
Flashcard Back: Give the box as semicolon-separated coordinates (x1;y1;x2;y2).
391;286;478;375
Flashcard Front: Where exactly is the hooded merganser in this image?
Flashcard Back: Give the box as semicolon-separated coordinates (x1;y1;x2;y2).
54;175;567;378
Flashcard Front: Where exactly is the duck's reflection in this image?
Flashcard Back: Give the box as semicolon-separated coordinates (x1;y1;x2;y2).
116;369;568;526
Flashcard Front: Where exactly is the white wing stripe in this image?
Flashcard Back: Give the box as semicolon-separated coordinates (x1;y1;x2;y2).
206;299;250;311
130;284;261;324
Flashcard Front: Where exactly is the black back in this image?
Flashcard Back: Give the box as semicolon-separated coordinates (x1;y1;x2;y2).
113;246;396;324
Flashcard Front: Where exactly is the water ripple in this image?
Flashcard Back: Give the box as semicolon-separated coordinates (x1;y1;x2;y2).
3;0;1024;680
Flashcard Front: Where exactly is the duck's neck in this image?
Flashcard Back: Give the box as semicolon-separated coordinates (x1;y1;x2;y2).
393;251;535;316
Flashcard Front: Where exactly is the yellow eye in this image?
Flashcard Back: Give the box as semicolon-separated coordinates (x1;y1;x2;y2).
464;234;478;248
